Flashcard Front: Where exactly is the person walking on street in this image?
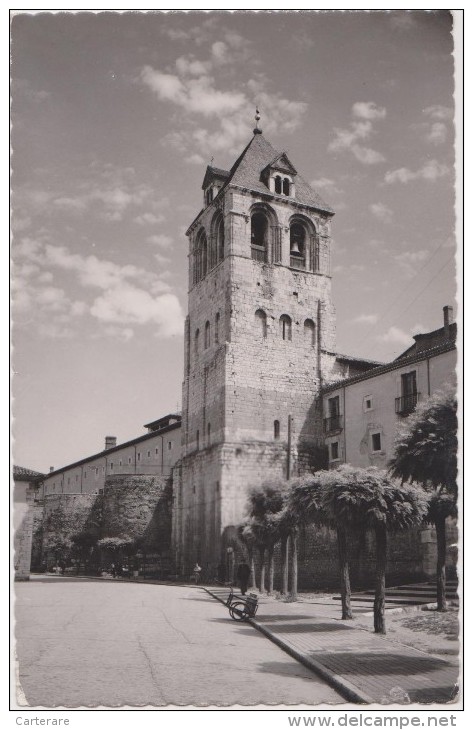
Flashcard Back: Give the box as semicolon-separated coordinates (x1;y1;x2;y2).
193;562;202;584
236;561;251;595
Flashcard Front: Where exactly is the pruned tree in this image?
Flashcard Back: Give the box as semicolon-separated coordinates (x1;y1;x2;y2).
246;479;289;593
389;386;458;611
285;475;324;601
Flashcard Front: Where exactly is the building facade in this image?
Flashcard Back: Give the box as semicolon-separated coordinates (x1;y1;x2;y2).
13;466;44;580
322;306;457;469
172;127;377;574
41;414;181;497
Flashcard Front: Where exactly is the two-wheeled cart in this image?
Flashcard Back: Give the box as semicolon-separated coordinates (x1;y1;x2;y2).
225;590;259;621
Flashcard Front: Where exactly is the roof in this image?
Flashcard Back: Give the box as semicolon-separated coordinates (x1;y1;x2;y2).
222;133;335;215
44;419;182;479
201;165;230;190
396;323;457;360
322;340;456;394
143;413;182;431
13;465;45;482
333;353;385;368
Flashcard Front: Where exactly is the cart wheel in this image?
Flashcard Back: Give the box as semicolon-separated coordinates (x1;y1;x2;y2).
229;601;250;621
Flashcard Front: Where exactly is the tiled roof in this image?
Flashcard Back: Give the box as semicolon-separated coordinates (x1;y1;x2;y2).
322;340;456;394
396;323;457;360
201;165;230;190
333;353;385;367
13;465;45;482
223;133;335;215
45;420;182;478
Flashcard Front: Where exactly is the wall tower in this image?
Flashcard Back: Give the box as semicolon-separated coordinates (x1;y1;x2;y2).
173;119;337;574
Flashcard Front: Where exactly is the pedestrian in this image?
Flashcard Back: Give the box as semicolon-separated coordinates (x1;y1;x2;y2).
193;562;202;584
236;561;251;595
111;563;116;578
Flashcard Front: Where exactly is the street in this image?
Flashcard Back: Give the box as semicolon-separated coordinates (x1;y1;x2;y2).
14;577;344;707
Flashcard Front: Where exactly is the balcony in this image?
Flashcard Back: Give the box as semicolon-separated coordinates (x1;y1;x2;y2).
324;415;343;433
290;255;306;270
395;393;420;415
251;245;267;263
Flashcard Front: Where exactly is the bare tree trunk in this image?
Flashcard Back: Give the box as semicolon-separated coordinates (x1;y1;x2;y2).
248;547;256;589
258;547;266;593
337;526;353;620
374;524;387;634
268;544;275;594
289;529;298;600
281;535;289;595
435;516;448;611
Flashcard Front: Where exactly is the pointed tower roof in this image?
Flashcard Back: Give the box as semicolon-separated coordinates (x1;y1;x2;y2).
222;132;334;215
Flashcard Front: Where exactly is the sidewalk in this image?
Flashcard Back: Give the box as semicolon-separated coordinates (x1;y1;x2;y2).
205;587;460;706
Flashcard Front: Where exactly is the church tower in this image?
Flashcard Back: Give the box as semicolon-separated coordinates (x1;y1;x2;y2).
173;116;337;574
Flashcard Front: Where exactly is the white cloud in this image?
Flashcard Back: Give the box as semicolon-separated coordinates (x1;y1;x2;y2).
424;105;453;121
352;102;387;120
140;42;307;160
147;234;173;249
370;202;393;223
90;285;183;337
426;122;447;145
328;102;386;165
353;314;379;325
394;249;430;277
310;177;342;195
378;326;413;346
134;212;165;226
385;159;449;184
389;13;417;31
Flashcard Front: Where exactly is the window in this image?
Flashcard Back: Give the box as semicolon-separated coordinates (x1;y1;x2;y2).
194;230;208;283
330;442;339;461
95;467;99;476
155;447;159;454
147;451;151;458
304;319;316;346
216;481;220;492
290;223;306;269
363;395;373;411
205;187;214;206
84;471;87;479
207;422;211;444
215;312;220;343
110;462;114;471
119;460;122;467
75;474;78;481
67;477;70;485
371;433;382;452
216;217;224;263
396;370;419;414
195;328;200;357
283;177;290;196
137;453;141;462
128;457;132;465
168;441;172;450
204;321;210;349
102;466;105;474
280;314;292;341
196;430;200;450
255;309;267;338
325;396;341;433
274;175;282;194
251;212;267;262
274;420;280;440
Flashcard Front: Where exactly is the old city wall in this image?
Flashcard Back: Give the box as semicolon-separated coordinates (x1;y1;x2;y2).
101;474;172;555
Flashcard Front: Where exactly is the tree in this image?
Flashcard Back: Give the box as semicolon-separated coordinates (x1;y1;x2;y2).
285;476;325;601
389;386;458;611
246;479;288;593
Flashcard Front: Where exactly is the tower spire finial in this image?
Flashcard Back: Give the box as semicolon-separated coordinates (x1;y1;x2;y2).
253;107;262;135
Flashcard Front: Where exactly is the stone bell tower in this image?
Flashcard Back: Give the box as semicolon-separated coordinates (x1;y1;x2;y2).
172;114;337;574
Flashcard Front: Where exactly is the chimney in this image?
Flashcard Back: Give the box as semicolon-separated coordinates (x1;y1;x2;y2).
49;466;54;473
105;436;117;451
443;305;453;339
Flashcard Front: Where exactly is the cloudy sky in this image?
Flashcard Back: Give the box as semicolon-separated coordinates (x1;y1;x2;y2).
11;10;457;472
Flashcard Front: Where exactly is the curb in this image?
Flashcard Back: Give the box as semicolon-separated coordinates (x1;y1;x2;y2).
204;588;375;705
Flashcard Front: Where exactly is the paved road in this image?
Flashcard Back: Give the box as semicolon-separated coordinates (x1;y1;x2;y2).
14;577;344;708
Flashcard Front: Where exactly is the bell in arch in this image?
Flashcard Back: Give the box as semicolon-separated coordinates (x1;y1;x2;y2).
290;224;305;257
